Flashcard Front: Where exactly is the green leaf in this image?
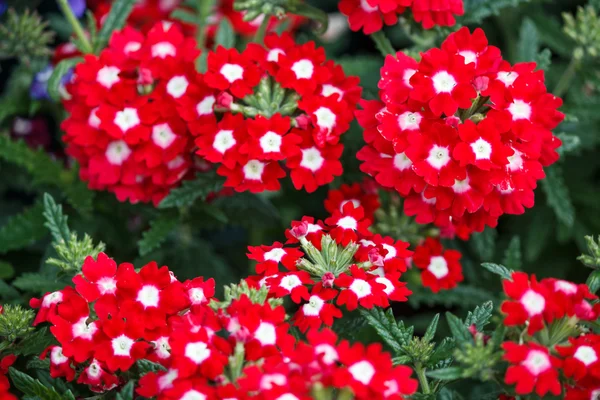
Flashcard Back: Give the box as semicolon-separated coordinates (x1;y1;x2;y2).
42;194;71;244
541;165;576;228
9;368;63;399
429;337;455;365
335;56;384;92
535;48;552;71
47;58;81;101
214;19;236;49
0;261;15;280
408;285;495;309
137;359;167;375
460;0;532;24
587;270;600;293
170;8;198;24
556;132;582;157
517;18;539;62
426;366;463;381
359;308;413;355
423;314;440;343
502;236;522;271
524;207;553;262
481;262;513;280
213;193;280;228
116;381;135;400
0;280;20;300
469;227;497;261
16;327;56;356
138;215;178;256
463;301;494;331
446;312;472;348
0;202;46;254
96;0;137;51
490;324;507;348
159;172;224;209
12;273;66;294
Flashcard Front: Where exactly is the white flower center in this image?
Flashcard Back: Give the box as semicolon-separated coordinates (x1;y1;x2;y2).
13;118;32;135
260;131;282;153
508;99;532;121
196;96;215;115
403;69;416;88
300;147;324;172
452;177;471;194
398;111;422;131
506;149;523;172
360;0;378;12
158;369;178;390
88;108;101;129
314;107;337;131
337;216;358;230
432;71;457;93
96;66;121;88
349;279;371;298
393;152;412;171
458;50;477;65
152;123;176;149
264;248;286;263
97;276;117;295
260;374;287;390
382;243;397;260
243;159;265;181
280;275;302;291
153;336;171;359
322;84;344;99
112;335;134;356
137;285;160;308
220;63;244;83
276;395;299;400
106;140;132;166
522;350;551;376
185;341;211;364
267;48;285;62
554;280;578;294
520;289;546;316
72;317;97;340
291;59;314;79
348;360;375;384
42;291;63;307
426;145;451;169
255;322;276;345
213;130;236;154
315;344;338;365
497;71;518;87
188;288;206;304
124;41;141;54
376;277;394;295
471;138;492;160
114;107;140;132
303;295;324;316
166;76;189;98
87;361;102;378
574;345;598;366
428;256;449;278
181;390;206;400
152;42;176;58
51;347;68;365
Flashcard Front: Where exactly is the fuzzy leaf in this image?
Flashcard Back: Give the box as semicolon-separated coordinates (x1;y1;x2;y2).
535;48;552;71
481;262;513;280
116;381;135;400
460;0;532;24
9;368;63;399
446;312;472;348
423;314;440;343
42;193;70;244
96;0;137;51
0;201;46;254
12;273;66;294
542;165;576;228
214;19;236;49
360;308;413;355
47;58;81;101
470;227;497;261
463;301;494;331
502;236;522;271
137;359;167;375
426;366;463;381
138;215;178;256
159;172;224;209
16;327;56;356
517;18;539;62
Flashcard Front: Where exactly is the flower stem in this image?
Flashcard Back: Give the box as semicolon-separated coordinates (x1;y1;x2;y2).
370;30;396;58
196;0;215;50
415;362;431;394
56;0;93;54
553;55;579;98
253;15;270;44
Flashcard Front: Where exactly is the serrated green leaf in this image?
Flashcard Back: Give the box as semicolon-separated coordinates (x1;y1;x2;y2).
490;324;507;348
170;8;198;24
426;366;463;381
517;18;539;62
12;273;66;294
423;314;439;343
47;58;81;101
556;132;582;157
42;194;70;244
446;312;472;348
0;201;46;254
481;262;513;280
16;327;56;356
116;380;135;400
587;270;600;293
96;0;137;51
360;308;413;355
408;285;495;309
463;301;494;331
535;48;552;71
214;19;236;49
429;337;455;365
502;236;522;271
9;368;63;400
460;0;532;24
137;359;167;375
542;165;575;228
159;172;224;209
138;215;178;256
470;227;497;261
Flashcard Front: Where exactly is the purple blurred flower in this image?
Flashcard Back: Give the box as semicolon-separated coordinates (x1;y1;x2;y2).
69;0;86;18
0;1;7;16
10;117;51;150
30;65;54;100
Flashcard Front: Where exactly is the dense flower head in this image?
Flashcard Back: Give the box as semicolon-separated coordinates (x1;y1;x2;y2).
246;194;413;332
29;251;417;399
357;27;564;239
339;0;464;34
196;32;361;193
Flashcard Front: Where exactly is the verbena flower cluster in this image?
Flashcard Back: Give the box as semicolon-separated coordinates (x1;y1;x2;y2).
358;27;564;239
339;0;464;34
27;252;418;399
500;272;600;398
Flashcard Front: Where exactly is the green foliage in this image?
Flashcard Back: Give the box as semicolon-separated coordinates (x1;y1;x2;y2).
0;304;34;341
542;165;576;228
517;18;539;62
47;58;82;101
215;19;236;49
0;9;55;64
0;201;46;254
408;285;495;309
463;301;494;331
579;235;600;269
360;308;413;355
502;236;522;271
159;172;225;209
116;381;135;400
138;214;179;256
469;228;497;261
42;194;70;244
96;0;137;51
445;312;473;349
15;327;56;356
12;272;67;294
481;263;513;280
534;48;552;71
563;6;600;59
8;368;71;400
460;0;531;25
137;359;167;375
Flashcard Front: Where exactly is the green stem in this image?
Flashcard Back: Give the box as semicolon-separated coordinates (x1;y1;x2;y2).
415;362;431;394
253;15;270;44
196;0;215;50
56;0;93;54
370;30;396;58
553;55;579;98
